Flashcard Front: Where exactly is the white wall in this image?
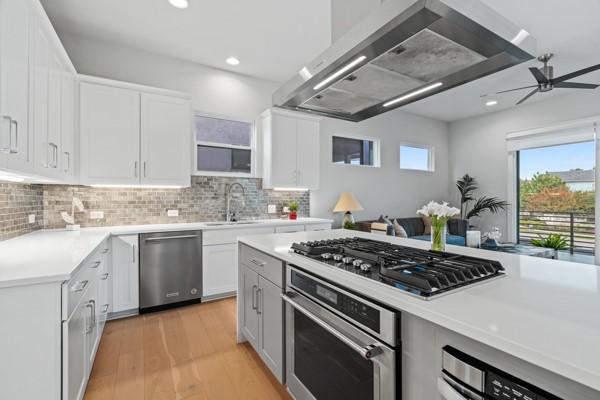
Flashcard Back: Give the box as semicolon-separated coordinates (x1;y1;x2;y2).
331;0;381;42
311;110;450;225
59;32;278;121
448;90;600;235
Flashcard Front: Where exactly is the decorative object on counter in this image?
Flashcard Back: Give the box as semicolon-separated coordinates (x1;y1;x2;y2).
60;197;85;231
333;192;364;225
343;221;357;230
466;230;482;248
530;233;568;251
288;201;298;220
456;174;509;224
417;201;460;252
481;227;502;249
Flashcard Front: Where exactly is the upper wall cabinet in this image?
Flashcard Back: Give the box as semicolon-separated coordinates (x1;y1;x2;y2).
79;78;191;187
260;108;320;190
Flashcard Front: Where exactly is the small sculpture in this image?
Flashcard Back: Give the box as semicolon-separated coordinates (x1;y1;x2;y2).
61;197;85;230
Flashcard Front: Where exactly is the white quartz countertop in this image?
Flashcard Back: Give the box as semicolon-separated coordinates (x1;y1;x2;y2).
238;229;600;393
0;218;331;289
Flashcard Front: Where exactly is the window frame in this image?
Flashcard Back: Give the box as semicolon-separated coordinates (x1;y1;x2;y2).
193;111;257;178
399;142;435;172
331;133;381;168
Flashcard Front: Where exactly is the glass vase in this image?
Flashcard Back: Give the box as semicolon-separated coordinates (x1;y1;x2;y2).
430;217;447;252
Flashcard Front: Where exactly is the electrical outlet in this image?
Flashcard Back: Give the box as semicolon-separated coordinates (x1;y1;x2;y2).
267;204;277;214
28;214;36;224
283;206;290;213
167;209;179;217
90;211;104;219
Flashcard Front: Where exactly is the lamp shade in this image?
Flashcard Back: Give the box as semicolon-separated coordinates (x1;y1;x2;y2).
333;192;364;213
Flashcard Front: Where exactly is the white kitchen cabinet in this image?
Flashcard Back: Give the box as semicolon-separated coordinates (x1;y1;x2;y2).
60;65;76;180
274;225;305;233
202;243;238;297
62;290;89;400
261;108;320;190
140;93;191;186
0;0;32;172
240;264;260;350
258;274;284;382
31;20;50;175
80;83;141;185
46;52;63;177
111;235;139;314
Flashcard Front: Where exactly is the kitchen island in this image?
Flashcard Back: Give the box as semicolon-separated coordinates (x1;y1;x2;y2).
237;229;600;399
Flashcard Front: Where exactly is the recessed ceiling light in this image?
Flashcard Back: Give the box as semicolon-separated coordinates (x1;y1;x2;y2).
168;0;188;9
486;100;498;107
226;57;240;66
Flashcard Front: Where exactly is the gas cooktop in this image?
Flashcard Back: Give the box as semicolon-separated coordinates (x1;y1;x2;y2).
290;237;505;299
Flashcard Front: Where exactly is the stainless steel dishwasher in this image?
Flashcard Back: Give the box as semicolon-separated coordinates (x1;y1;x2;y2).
139;230;202;312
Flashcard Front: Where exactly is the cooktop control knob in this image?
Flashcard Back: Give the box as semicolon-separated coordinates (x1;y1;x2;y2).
332;254;344;261
342;257;354;264
321;253;332;260
359;263;372;272
352;259;364;267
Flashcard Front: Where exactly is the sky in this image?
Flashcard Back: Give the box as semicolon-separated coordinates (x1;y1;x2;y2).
519;141;595;179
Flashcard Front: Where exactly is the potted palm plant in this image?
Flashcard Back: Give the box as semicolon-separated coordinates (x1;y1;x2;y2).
456;174;509;224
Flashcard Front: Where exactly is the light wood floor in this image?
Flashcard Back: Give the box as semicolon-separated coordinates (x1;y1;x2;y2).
84;298;292;400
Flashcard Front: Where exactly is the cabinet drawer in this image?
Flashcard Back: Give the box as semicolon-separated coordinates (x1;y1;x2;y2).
240;244;284;287
203;226;274;245
274;225;305;233
305;223;332;231
62;240;109;320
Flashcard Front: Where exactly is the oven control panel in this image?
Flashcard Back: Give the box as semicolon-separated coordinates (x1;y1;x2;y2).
487;371;547;400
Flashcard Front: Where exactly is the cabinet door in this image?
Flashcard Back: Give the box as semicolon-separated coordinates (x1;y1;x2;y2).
62;300;88;400
111;235;139;313
241;264;259;350
0;0;31;171
32;22;50;175
202;243;237;297
258;275;284;382
296;118;320;190
60;68;75;180
46;52;62;175
269;113;298;187
80;83;140;185
140;93;190;186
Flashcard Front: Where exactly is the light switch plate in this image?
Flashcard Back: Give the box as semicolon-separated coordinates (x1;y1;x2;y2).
28;214;36;224
90;211;104;219
267;204;277;214
167;209;179;217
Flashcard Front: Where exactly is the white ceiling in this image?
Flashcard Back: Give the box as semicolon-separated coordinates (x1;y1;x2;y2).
40;0;332;83
41;0;600;122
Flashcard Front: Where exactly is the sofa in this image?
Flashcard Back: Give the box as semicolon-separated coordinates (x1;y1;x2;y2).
356;217;468;246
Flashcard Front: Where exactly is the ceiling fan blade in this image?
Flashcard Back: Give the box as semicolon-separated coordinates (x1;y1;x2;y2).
516;88;539;105
497;85;538;94
554;82;599;89
552;64;600;84
529;67;549;84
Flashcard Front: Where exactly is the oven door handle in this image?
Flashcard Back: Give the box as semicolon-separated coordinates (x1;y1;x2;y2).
282;293;383;360
437;377;471;400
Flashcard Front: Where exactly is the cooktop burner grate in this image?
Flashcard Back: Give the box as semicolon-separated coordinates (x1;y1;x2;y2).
291;237;505;299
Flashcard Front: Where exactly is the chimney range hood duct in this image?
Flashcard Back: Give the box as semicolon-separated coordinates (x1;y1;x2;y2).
273;0;536;122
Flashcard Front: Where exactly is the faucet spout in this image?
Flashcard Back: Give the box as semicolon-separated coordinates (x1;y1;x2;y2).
226;183;246;222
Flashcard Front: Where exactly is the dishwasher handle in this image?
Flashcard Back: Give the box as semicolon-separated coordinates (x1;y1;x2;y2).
144;234;200;242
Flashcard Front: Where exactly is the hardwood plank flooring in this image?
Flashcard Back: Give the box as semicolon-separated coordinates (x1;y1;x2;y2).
84;298;292;400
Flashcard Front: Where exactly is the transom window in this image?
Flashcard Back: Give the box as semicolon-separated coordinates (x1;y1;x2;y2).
332;135;379;167
195;114;254;176
399;144;434;171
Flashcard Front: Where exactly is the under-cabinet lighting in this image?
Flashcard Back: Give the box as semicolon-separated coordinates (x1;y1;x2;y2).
383;82;443;107
313;55;367;91
0;174;24;183
486;100;498;107
273;188;309;192
168;0;189;9
90;184;185;189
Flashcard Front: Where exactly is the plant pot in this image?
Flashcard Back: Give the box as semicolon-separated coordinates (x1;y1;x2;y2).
289;211;297;220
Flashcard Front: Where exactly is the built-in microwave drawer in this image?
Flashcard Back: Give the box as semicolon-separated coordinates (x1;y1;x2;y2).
62;240;109;320
240;244;284;287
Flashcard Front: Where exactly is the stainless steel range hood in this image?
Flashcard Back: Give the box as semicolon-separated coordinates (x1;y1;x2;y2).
273;0;536;122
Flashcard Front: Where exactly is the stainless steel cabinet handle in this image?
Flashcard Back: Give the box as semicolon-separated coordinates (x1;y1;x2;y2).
257;288;263;314
63;151;70;172
101;248;109;254
90;300;96;329
250;258;266;267
143;161;147;177
101;272;109;280
71;280;89;293
134;161;138;177
9;119;18;154
102;304;109;314
1;115;12;153
282;293;383;360
90;261;101;269
48;143;58;168
132;244;136;263
144;235;199;242
251;285;257;310
85;301;94;334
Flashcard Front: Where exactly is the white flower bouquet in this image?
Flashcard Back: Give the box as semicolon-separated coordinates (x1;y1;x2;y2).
417;201;460;251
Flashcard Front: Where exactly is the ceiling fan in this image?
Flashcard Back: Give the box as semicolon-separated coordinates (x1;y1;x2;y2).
497;53;600;105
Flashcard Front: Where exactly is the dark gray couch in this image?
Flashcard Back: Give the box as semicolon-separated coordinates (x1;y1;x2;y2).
357;217;468;246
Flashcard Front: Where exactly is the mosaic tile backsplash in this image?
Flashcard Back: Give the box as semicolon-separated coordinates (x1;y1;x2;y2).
43;176;310;229
0;183;44;241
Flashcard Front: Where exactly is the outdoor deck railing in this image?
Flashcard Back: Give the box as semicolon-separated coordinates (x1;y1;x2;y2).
519;210;595;254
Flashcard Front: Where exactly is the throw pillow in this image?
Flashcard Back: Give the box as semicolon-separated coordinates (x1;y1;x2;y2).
422;216;432;235
383;215;393;226
393;219;408;238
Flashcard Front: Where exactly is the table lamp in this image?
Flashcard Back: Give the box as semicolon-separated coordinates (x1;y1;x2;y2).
333;192;364;225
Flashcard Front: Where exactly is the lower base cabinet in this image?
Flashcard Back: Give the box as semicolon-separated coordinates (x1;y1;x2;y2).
239;246;285;383
111;235;139;315
203;243;237;297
